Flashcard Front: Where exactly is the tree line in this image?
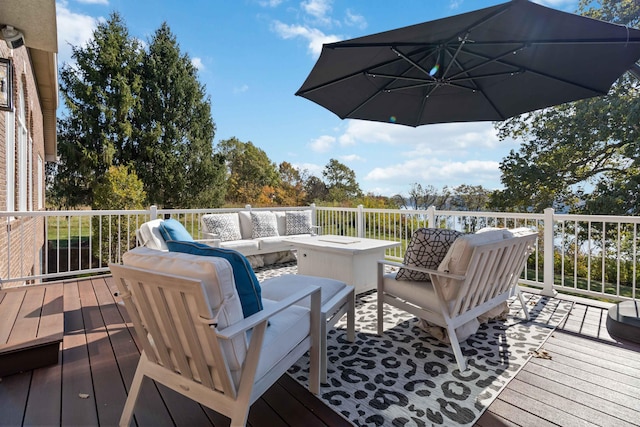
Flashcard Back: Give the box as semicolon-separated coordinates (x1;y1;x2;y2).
49;0;640;217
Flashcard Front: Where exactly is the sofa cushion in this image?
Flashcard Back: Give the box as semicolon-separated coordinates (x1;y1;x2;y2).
202;213;242;241
251;212;279;238
159;218;194;242
396;228;463;282
275;211;287;236
138;219;168;250
261;274;347;309
238;211;253;240
220;239;260;253
122;247;247;371
166;241;264;318
285;211;313;235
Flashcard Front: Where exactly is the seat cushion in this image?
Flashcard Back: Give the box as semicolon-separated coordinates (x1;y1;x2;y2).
122;247;247;371
397;228;463;281
261;275;347;311
258;236;293;253
250;299;310;381
201;213;242;241
159;218;194;242
220;239;260;253
166;241;264;318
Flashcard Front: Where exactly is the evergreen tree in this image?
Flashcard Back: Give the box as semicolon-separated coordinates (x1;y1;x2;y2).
135;23;225;208
56;13;142;207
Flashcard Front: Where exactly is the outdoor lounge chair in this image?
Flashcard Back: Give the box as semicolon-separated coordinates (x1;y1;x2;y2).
377;228;537;371
110;261;321;427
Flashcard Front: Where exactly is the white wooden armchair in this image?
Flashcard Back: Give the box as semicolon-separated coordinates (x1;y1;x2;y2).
377;228;537;372
110;262;320;427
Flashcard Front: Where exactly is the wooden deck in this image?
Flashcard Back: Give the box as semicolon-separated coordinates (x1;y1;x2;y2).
1;277;639;426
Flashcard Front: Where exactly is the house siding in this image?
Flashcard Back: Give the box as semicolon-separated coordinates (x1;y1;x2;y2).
1;43;48;288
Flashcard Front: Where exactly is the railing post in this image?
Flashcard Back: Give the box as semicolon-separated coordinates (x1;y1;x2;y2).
150;205;158;220
427;206;436;228
357;204;364;237
310;203;317;227
541;208;558;297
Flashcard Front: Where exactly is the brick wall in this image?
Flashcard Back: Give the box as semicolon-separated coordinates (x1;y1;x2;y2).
1;43;48;287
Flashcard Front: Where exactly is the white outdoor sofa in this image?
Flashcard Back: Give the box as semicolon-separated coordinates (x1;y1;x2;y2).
199;209;320;257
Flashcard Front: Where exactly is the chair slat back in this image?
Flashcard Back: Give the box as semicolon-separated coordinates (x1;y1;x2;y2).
451;233;536;317
110;264;237;397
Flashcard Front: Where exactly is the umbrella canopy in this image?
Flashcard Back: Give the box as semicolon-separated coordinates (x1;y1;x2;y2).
296;0;640;127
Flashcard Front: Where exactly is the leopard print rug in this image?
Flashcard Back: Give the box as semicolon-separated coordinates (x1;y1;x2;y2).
255;262;573;426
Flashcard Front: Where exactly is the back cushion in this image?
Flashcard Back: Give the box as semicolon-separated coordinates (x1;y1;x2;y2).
285;210;313;235
202;213;242;241
251;211;279;238
437;229;506;301
396;228;463;281
138;219;168;250
238;211;253;239
166;241;264;318
159;219;194;242
122;247;247;371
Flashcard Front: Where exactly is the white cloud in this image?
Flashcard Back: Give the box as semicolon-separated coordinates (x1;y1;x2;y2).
233;84;249;94
191;57;204;70
340;154;364;162
344;9;367;29
258;0;285;7
271;20;340;57
301;0;333;26
309;135;335;152
56;1;102;65
365;158;501;190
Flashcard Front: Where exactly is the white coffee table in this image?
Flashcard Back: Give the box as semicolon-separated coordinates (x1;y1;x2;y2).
285;235;401;294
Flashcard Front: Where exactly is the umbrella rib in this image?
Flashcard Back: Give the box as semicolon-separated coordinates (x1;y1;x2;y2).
459;46;608;94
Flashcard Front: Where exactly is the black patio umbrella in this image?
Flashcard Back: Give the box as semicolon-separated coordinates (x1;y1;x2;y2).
295;0;640;127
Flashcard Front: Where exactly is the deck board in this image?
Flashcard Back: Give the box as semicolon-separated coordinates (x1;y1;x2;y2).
3;277;640;427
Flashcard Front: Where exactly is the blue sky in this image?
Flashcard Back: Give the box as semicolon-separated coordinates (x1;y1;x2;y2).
55;0;579;197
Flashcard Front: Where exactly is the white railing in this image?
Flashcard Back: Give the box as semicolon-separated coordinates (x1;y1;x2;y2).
1;205;638;301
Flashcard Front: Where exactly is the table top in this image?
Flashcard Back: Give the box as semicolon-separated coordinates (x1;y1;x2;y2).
284;234;400;254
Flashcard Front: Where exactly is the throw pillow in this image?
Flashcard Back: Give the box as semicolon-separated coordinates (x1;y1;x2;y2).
166;240;264;318
285;211;312;235
251;211;279;238
396;228;463;282
202;213;242;241
158;218;194;242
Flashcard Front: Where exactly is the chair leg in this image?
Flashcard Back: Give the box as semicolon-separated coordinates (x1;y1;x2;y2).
517;289;531;321
320;312;328;383
119;358;146;427
446;323;467;372
346;288;355;342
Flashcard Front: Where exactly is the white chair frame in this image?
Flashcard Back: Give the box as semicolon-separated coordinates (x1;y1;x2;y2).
110;263;321;427
377;232;537;371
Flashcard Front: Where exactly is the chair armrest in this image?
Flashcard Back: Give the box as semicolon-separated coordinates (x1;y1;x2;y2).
216;284;321;339
378;259;466;281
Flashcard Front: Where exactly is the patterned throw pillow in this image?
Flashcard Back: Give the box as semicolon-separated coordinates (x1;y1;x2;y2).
285;211;312;235
202;214;242;241
396;228;464;282
251;211;279;238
